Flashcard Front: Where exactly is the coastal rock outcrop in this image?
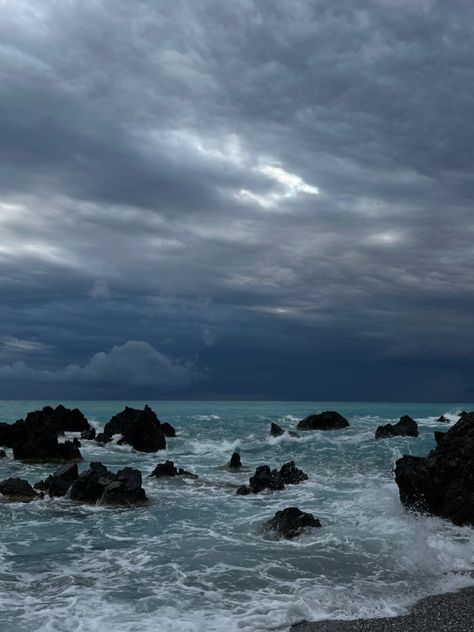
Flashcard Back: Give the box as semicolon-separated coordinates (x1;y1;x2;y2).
264;507;321;539
35;463;79;497
150;460;198;479
13;427;82;462
227;452;242;469
96;405;169;452
0;477;39;501
237;461;308;495
67;462;148;506
270;422;285;437
297;411;349;431
437;415;449;423
375;415;419;439
394;412;474;526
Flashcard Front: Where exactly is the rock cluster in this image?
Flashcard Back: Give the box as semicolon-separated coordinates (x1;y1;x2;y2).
96;405;173;452
395;412;474;526
297;411;349;431
237;461;308;495
375;415;419;439
0;405;88;462
264;507;321;539
150;460;198;479
34;461;148;506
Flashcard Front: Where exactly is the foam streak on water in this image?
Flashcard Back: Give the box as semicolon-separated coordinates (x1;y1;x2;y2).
0;401;473;632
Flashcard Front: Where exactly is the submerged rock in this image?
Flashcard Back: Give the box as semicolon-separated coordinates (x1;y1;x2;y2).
0;477;39;501
150;460;198;479
264;507;321;539
228;452;242;469
437;415;449;423
297;411;349;431
394;412;474;526
237;461;308;495
375;415;419;439
100;405;168;452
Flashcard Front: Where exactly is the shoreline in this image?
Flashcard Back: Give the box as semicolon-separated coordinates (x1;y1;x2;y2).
291;586;474;632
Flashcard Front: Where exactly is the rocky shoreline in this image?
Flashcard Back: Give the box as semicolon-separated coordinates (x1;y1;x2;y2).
291;586;474;632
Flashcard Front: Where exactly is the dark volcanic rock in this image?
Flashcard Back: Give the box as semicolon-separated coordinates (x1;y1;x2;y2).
0;449;6;458
161;422;176;437
270;422;285;437
297;411;349;431
279;461;308;485
68;462;148;506
12;427;82;462
375;415;419;439
0;477;38;501
35;463;79;497
150;460;197;479
101;405;166;452
434;431;447;445
437;415;449;423
264;507;321;539
394;413;474;526
81;427;96;440
228;452;242;469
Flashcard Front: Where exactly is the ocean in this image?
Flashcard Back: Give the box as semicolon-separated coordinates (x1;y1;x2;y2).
0;400;473;632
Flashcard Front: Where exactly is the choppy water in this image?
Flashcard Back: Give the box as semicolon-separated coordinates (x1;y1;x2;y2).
0;401;473;632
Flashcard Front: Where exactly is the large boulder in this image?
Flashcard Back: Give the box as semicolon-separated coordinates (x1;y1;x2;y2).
264;507;321;539
270;422;285;437
394;413;474;526
0;478;39;501
375;415;419;439
149;460;197;479
297;411;349;431
98;405;168;452
68;462;148;506
12;427;82;462
35;463;79;497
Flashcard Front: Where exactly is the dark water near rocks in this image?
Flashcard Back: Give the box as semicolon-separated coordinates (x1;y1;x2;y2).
0;401;473;632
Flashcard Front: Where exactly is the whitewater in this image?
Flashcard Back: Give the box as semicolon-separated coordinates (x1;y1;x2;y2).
0;400;473;632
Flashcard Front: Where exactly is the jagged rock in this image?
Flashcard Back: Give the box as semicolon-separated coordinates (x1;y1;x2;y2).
375;415;419;439
101;405;166;452
228;452;242;469
270;422;285;437
459;411;468;417
279;461;308;485
437;415;449;423
161;422;176;437
0;478;38;501
12;427;82;462
264;507;321;539
101;467;147;506
394;413;474;526
81;427;96;440
297;411;349;431
69;462;112;503
0;449;6;458
35;463;79;497
434;431;446;445
149;460;197;479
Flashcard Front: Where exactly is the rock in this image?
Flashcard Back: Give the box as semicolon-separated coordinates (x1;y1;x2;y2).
12;427;82;462
270;422;285;437
297;411;349;431
279;461;308;485
375;415;419;439
69;462;112;503
437;415;449;423
101;405;166;452
228;452;242;469
236;484;252;495
161;422;176;437
0;449;6;458
434;431;446;445
101;467;148;506
237;465;284;495
264;507;321;539
35;463;79;497
394;413;474;526
288;431;300;438
81;427;96;440
0;477;38;501
149;460;197;478
459;411;468;417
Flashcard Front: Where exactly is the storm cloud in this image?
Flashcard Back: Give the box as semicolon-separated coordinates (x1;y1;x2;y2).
1;0;473;400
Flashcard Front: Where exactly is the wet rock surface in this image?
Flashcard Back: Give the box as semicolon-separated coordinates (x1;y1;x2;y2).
395;412;474;526
264;507;321;539
297;411;349;431
375;415;419;439
237;461;308;495
97;405;169;452
0;477;39;501
150;460;198;479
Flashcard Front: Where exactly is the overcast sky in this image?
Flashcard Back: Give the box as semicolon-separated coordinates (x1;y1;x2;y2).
1;0;473;401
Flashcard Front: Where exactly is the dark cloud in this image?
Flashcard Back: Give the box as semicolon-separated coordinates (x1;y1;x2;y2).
0;1;473;400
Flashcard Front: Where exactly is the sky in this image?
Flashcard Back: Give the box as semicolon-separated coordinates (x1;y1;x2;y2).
1;0;474;401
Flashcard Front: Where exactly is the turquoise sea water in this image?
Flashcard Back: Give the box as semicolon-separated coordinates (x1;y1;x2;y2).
0;401;473;632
